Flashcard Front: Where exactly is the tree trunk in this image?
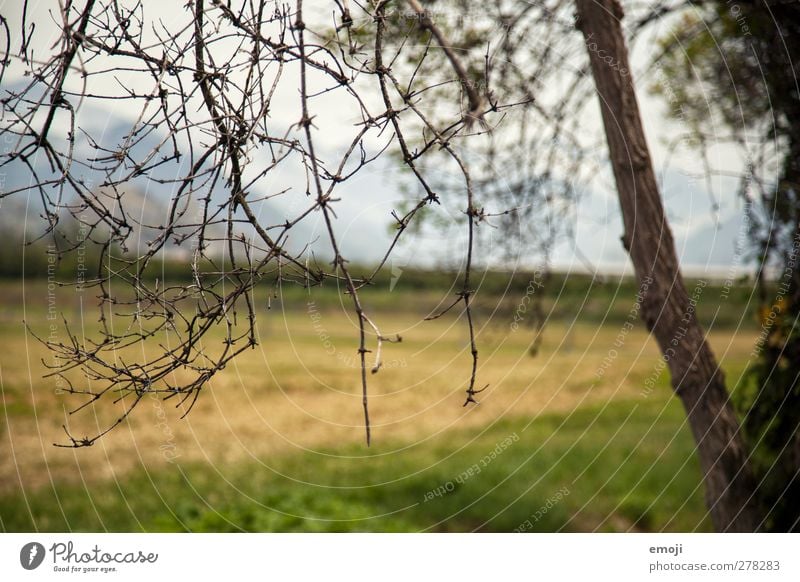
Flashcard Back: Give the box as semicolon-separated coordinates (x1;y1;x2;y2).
575;0;762;532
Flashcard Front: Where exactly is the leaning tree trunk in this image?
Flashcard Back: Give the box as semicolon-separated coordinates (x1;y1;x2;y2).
575;0;762;531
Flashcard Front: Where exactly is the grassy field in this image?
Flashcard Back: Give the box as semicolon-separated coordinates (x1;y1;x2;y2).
0;278;761;532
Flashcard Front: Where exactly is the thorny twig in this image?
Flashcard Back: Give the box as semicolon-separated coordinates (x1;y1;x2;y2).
4;0;542;446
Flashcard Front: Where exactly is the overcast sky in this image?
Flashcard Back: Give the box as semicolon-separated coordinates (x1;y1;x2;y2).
0;0;757;278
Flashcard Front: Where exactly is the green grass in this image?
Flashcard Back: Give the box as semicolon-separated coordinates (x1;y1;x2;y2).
0;397;710;532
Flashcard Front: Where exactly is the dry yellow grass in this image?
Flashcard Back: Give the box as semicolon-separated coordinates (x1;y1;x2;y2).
1;288;758;498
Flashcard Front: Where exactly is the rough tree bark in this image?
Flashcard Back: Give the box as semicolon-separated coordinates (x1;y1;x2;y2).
574;0;762;531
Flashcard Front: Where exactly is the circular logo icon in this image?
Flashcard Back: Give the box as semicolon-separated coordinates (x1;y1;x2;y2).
20;542;46;570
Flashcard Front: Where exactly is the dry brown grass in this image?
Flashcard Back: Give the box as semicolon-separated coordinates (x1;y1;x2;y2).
1;284;758;498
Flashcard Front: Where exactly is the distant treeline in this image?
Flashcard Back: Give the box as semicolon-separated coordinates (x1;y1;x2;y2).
0;231;214;282
0;232;763;328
